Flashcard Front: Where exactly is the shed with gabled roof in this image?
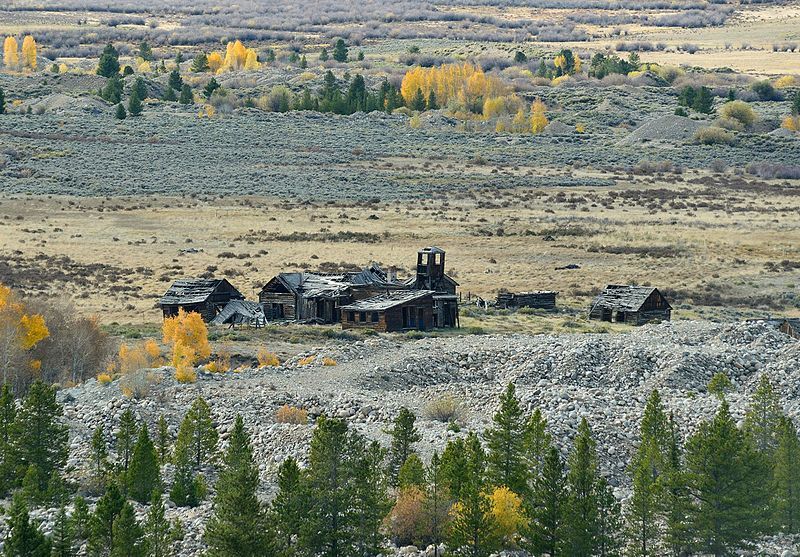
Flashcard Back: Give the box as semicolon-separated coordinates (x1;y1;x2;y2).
589;285;671;325
158;278;244;322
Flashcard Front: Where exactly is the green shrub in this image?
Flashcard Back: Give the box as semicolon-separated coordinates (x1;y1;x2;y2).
694;127;735;145
719;101;756;128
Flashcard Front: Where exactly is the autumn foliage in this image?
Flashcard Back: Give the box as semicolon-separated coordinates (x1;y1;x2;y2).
206;40;260;74
0;284;49;389
117;339;163;375
162;310;211;383
3;37;19;70
400;62;508;112
488;486;527;546
21;35;36;70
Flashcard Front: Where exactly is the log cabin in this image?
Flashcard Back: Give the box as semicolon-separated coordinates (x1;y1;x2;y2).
158;278;244;322
588;285;671;325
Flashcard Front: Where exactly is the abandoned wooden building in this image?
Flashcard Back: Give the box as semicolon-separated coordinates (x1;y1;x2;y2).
158;279;244;322
779;319;800;339
340;290;436;332
210;300;266;328
259;264;403;324
406;246;460;328
496;291;558;310
588;285;672;325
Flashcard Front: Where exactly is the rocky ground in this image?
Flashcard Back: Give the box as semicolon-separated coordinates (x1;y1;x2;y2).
8;320;800;555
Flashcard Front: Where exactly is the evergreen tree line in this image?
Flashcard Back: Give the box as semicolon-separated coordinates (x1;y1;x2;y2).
3;375;799;557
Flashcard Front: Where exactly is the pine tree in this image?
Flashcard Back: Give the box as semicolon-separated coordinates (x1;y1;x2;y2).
528;445;566;557
387;407;421;486
793;91;800;116
175;397;218;470
51;505;74;557
111;502;144;557
169;450;202;508
299;55;307;69
13;381;68;493
625;439;662;557
424;451;449;557
685;400;771;556
138;41;153;61
271;457;303;556
117;409;137;474
127;424;160;503
692;86;714;114
332;39;348;63
204;415;273;557
564;418;600;557
156;415;170;464
97;44;120;78
398;453;426;490
661;414;691;557
203;78;220;99
641;390;670;455
115;102;127;120
144;490;172;557
319;48;329;62
101;76;123;104
167;70;183;92
351;440;390;557
595;477;623;557
743;374;784;454
426;90;438;110
128;91;142;116
132;77;147;101
0;384;17;494
299;416;357;557
411;88;426;111
440;437;469;500
446;432;498;557
3;494;50;557
525;408;552;482
88;483;125;555
72;496;90;541
91;426;109;483
772;416;800;533
0;86;5;115
485;383;529;497
191;53;209;72
162;87;176;102
178;84;193;105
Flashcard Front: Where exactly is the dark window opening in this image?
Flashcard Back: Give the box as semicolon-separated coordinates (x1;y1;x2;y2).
371;312;379;322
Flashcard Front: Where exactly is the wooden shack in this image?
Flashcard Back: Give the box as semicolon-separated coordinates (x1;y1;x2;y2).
497;291;558;310
588;285;671;325
158;278;244;322
210;300;266;328
779;319;799;339
340;290;435;332
408;246;459;328
259;265;403;324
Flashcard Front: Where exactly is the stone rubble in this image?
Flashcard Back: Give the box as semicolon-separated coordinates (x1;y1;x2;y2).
2;320;798;555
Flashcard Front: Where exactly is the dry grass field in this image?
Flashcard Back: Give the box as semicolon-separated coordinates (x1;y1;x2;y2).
1;168;797;328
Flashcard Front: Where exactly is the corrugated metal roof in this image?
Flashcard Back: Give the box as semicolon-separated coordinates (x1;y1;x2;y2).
340;290;434;311
159;278;242;306
590;285;670;312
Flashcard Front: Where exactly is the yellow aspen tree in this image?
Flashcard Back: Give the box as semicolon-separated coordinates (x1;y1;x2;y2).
21;35;36;70
0;284;49;386
162;309;210;382
574;54;582;73
208;52;224;73
511;108;528;133
243;48;260;70
781;115;799;131
530;97;548;133
3;36;19;70
489;486;528;546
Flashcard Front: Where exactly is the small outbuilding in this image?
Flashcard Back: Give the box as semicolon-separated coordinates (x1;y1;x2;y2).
210;300;266;328
340;290;435;332
496;291;558;310
158;278;244;322
779;319;800;339
588;285;671;325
